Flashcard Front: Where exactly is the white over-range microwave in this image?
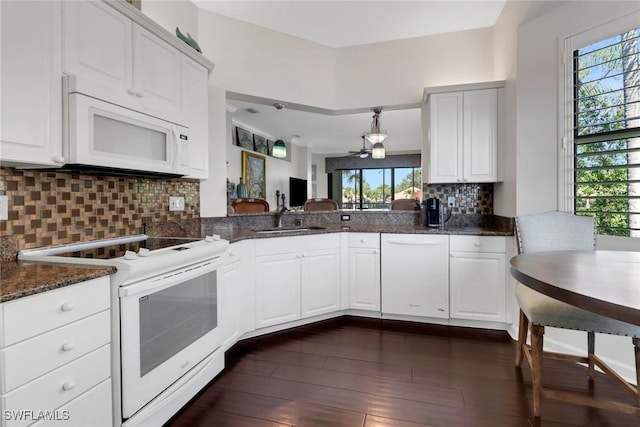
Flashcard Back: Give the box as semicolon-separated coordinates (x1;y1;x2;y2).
63;77;190;177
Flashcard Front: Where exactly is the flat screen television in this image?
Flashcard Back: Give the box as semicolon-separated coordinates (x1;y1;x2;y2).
289;177;308;207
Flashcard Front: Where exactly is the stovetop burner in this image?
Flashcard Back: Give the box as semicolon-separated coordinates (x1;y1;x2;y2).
58;237;203;260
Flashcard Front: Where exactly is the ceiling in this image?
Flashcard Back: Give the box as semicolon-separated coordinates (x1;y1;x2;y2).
201;1;507;157
192;0;506;49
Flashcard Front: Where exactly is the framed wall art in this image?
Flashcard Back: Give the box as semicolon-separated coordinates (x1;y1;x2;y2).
241;151;266;199
235;127;253;149
253;134;268;154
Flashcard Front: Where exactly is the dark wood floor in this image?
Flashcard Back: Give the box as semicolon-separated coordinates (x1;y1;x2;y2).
166;316;638;427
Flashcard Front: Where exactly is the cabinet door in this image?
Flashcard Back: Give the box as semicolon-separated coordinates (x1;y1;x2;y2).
255;253;301;328
133;24;181;121
381;234;449;318
181;56;209;179
0;0;63;167
348;247;380;311
301;248;341;318
220;257;242;351
428;92;463;183
450;252;506;322
463;89;498;182
62;0;133;101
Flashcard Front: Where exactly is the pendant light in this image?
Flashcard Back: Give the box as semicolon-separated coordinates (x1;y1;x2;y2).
272;103;287;158
364;107;387;144
372;141;386;159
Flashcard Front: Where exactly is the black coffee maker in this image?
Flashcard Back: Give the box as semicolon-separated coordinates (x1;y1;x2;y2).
422;197;440;227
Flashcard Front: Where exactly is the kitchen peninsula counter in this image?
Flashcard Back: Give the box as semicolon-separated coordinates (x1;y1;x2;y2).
200;212;514;243
2;213;512;303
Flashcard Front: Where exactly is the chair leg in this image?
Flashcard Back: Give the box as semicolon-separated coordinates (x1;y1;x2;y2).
588;331;595;381
530;324;545;417
634;337;640;407
515;309;529;367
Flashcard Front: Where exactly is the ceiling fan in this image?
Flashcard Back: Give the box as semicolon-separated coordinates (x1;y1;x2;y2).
348;134;371;158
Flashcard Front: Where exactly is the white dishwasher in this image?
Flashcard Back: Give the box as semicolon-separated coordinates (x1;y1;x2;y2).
381;234;449;318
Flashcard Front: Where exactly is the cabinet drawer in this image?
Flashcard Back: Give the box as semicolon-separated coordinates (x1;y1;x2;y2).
348;233;380;248
449;235;505;253
1;345;110;427
30;379;112;427
1;310;110;393
1;277;110;347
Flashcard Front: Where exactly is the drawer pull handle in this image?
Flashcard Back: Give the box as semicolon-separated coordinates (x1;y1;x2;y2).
62;381;75;391
361;239;365;243
409;304;421;307
62;342;75;352
474;242;481;246
180;361;190;369
61;302;75;312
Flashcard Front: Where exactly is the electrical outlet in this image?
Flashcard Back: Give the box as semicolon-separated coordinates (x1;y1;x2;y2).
169;196;185;212
0;195;7;220
447;196;456;207
341;214;351;221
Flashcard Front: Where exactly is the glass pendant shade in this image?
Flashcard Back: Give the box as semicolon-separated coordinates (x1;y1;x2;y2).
365;132;387;144
272;139;287;158
372;142;386;159
364;108;388;144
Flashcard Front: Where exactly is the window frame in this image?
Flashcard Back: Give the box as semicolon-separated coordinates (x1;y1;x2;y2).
561;11;640;238
333;166;422;211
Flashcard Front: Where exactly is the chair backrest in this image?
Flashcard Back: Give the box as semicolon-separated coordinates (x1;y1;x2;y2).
515;211;596;254
390;198;420;211
231;198;270;213
303;198;338;212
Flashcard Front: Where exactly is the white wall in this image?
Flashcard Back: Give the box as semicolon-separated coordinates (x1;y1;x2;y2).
196;9;337;110
312;153;329;198
336;28;495;109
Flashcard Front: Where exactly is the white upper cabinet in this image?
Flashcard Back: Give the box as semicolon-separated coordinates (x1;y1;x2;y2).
0;1;63;167
181;56;209;179
423;82;503;184
62;1;181;124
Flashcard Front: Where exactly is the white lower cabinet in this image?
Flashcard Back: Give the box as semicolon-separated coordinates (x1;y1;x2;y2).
449;235;506;322
381;234;449;318
220;249;243;352
348;233;380;311
0;277;112;427
255;252;301;328
255;234;341;329
301;248;341;318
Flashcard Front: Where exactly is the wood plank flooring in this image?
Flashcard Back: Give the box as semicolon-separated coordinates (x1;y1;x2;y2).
166;316;639;427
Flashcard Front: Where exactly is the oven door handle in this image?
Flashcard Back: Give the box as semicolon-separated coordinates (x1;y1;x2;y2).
118;258;222;298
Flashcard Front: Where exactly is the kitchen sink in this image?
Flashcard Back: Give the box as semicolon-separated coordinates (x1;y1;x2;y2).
254;226;326;234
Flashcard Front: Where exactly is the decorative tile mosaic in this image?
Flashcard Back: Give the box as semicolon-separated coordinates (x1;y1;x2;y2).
423;183;493;215
0;168;199;251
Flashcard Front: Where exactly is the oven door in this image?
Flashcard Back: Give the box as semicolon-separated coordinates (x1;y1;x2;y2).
118;259;222;418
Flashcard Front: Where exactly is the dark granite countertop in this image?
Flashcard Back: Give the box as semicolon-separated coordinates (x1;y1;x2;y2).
1;213;512;303
0;261;115;303
210;223;513;243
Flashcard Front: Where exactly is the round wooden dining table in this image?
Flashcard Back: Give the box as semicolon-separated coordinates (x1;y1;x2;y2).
510;250;640;327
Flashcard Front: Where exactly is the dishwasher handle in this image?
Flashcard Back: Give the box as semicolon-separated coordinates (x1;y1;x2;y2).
385;239;444;246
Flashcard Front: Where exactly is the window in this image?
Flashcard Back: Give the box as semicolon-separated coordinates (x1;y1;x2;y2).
333;167;421;210
573;25;640;236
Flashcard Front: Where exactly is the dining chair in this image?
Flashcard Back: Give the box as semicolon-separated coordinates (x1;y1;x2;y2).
303;198;338;212
390;198;420;211
514;211;640;417
231;198;270;213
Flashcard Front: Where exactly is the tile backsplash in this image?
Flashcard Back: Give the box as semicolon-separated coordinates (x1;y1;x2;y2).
0;168;200;251
423;183;493;215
